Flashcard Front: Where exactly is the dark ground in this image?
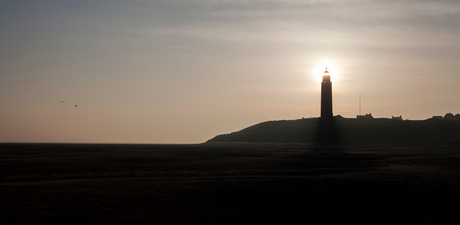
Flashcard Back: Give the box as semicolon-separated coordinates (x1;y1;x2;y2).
1;143;460;224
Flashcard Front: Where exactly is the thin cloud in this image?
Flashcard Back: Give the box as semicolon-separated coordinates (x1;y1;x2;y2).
133;0;460;51
398;76;430;80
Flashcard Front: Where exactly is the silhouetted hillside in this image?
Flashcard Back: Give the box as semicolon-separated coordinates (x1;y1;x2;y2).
207;116;460;147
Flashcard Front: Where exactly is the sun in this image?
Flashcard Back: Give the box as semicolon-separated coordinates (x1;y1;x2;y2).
313;60;340;83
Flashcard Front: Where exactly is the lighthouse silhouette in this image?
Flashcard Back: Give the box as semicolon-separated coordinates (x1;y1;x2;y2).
321;67;333;118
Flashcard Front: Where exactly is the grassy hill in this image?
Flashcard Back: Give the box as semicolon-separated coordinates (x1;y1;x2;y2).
207;116;460;147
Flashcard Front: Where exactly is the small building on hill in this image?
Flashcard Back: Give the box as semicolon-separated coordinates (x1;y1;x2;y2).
392;116;403;120
444;113;456;120
432;113;460;120
357;113;373;119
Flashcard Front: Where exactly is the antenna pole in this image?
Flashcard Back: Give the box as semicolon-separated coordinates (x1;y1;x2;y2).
359;94;361;115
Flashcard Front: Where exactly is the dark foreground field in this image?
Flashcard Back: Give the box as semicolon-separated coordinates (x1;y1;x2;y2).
1;143;460;224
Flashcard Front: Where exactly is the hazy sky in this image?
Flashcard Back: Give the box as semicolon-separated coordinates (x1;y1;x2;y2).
1;0;460;143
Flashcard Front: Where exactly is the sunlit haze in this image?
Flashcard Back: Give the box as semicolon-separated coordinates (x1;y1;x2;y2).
313;59;340;82
1;0;460;143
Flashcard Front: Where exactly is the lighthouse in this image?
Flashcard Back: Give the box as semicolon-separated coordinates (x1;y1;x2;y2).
321;67;333;118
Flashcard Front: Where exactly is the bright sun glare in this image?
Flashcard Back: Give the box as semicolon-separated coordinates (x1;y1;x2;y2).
313;60;340;83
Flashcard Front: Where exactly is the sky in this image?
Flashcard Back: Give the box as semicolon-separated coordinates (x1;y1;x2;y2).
1;0;460;143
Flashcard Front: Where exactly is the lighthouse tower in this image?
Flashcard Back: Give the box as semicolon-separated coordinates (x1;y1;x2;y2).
321;67;333;118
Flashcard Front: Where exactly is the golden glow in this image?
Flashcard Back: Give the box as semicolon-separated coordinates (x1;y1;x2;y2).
313;59;340;83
